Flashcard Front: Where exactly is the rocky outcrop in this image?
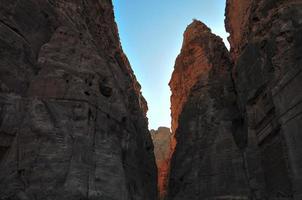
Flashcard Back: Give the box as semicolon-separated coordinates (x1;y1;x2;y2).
0;1;157;200
167;20;249;200
226;0;302;199
150;127;172;200
168;1;302;200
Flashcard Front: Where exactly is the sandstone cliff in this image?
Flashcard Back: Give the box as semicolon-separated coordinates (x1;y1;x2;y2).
226;0;302;199
150;127;172;200
167;20;249;200
168;1;302;200
0;1;157;200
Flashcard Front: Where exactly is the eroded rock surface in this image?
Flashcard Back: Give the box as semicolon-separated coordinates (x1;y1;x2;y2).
150;127;172;200
226;0;302;199
168;1;302;200
0;1;157;200
167;20;249;200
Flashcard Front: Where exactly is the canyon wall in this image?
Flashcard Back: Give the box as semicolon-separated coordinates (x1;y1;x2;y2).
168;20;249;200
150;127;172;200
226;0;302;199
0;0;157;200
168;1;302;200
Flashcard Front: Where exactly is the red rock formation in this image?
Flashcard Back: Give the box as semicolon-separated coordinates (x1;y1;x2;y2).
170;21;213;135
169;20;216;156
168;22;218;199
0;1;157;200
168;20;249;200
226;0;302;199
151;127;172;200
168;1;302;199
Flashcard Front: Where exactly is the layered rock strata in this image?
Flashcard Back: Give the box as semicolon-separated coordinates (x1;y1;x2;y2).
168;20;249;200
0;1;157;200
150;127;173;200
226;0;302;199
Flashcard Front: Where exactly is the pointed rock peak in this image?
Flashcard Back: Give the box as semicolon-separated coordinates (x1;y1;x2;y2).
182;19;212;47
187;19;211;33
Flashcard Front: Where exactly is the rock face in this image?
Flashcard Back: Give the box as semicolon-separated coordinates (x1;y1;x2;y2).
226;0;302;199
168;1;302;200
167;20;249;200
0;1;157;200
150;127;173;200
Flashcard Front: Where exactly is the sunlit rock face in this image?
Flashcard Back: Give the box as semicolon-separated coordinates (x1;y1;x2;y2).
167;20;249;200
226;0;302;199
0;0;157;200
150;127;173;200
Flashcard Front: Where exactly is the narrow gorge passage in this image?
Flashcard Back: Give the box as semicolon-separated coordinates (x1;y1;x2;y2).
151;127;173;200
0;0;302;200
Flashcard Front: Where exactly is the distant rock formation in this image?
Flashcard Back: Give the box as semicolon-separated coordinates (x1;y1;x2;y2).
168;0;302;199
0;1;157;200
168;20;249;200
150;127;172;200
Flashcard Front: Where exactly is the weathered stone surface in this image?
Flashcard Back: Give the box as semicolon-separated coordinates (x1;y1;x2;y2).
226;0;302;199
150;127;172;200
167;20;249;200
0;1;157;200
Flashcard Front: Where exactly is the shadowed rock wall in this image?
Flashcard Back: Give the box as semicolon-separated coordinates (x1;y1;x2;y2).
0;1;157;200
226;0;302;199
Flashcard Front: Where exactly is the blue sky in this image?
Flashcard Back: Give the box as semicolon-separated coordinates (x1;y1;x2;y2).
112;0;228;130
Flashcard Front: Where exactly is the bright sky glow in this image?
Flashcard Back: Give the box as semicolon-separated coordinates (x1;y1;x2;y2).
112;0;229;129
